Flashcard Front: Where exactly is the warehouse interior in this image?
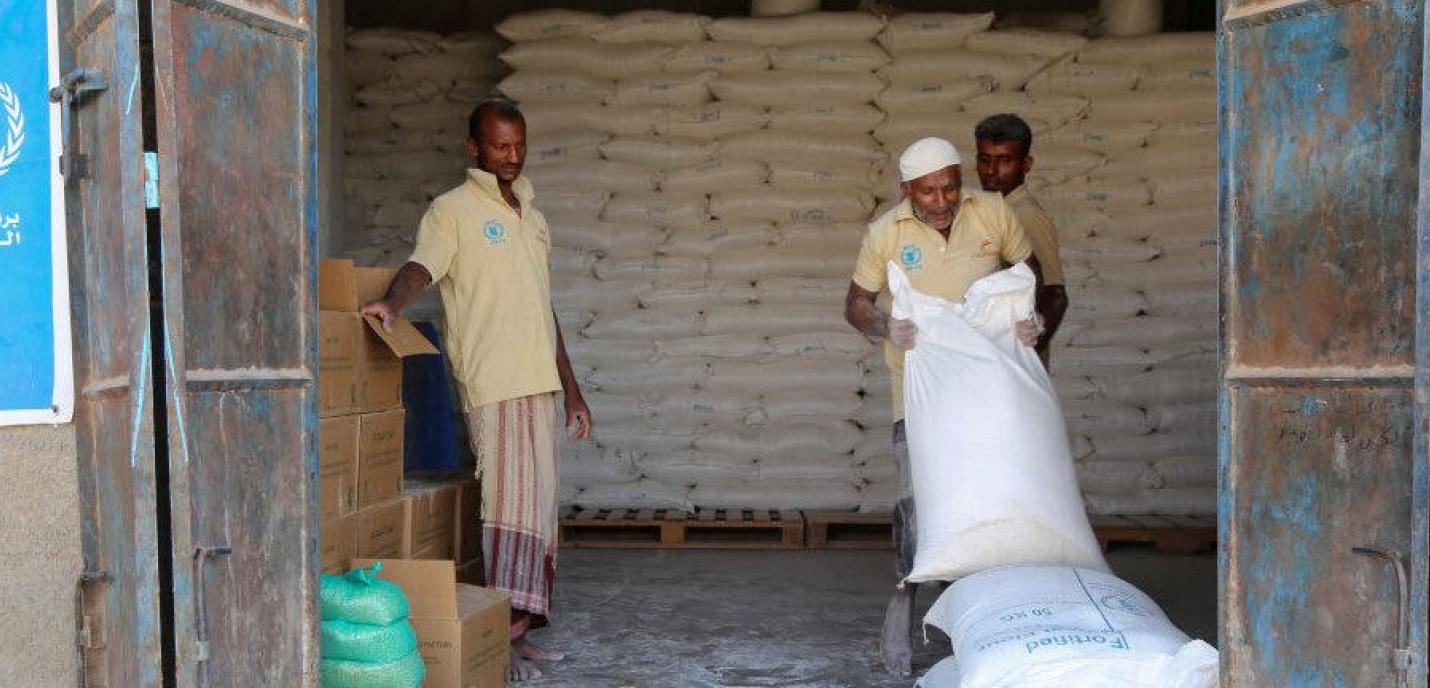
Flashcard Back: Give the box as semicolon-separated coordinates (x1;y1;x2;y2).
313;0;1222;684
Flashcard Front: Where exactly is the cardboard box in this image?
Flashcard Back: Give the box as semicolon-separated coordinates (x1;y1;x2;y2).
403;482;460;559
320;515;358;574
318;312;362;417
319;259;359;312
359;409;406;508
454;481;482;564
319;416;360;520
355;266;397;307
352;559;511;688
356;499;407;559
361;358;405;413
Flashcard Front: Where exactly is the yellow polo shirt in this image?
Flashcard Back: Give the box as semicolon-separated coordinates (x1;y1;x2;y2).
1006;185;1065;286
852;191;1033;420
408;168;562;410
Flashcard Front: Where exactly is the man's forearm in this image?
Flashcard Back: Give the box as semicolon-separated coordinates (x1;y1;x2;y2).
1036;285;1068;349
846;293;889;340
383;262;432;312
552;310;583;399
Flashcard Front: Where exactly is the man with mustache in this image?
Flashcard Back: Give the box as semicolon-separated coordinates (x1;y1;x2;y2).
975;114;1068;368
362;97;591;682
844;137;1044;676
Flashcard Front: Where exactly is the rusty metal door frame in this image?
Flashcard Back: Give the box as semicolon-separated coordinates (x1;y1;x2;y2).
1219;0;1426;686
1413;2;1430;681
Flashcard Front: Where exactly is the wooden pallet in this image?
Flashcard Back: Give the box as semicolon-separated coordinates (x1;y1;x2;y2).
1091;514;1217;554
804;511;894;550
560;508;805;550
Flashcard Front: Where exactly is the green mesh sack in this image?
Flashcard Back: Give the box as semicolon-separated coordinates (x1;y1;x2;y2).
319;563;410;625
320;649;426;688
321;619;419;664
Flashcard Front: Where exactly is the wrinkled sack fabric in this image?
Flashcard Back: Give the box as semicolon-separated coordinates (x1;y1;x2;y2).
889;261;1107;583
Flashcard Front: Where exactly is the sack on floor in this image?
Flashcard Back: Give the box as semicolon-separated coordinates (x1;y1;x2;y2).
320;564;410;626
889;262;1106;582
918;565;1218;688
321;651;426;688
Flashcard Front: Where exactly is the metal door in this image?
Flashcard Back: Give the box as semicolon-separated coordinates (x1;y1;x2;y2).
1220;1;1427;686
147;0;320;684
60;0;165;684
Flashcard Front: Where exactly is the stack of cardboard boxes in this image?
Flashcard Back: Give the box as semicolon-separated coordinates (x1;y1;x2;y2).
319;258;508;685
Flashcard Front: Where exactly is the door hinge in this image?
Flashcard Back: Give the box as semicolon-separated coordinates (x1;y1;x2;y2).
143;151;159;209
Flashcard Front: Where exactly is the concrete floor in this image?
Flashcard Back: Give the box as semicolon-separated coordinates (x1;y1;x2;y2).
523;546;1217;687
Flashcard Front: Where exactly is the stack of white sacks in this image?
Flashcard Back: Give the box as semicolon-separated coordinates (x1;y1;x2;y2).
343;28;507;295
341;10;1218;517
496;10;893;512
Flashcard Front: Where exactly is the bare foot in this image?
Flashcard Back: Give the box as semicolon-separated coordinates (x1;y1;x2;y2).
510;653;543;682
879;585;915;676
515;637;566;662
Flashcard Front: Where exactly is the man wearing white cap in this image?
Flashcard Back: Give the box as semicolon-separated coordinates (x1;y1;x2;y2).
844;137;1044;676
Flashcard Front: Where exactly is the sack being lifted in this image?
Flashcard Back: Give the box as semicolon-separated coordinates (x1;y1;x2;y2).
888;262;1106;582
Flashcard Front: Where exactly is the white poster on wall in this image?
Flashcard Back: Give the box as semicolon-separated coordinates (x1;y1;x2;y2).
0;0;73;426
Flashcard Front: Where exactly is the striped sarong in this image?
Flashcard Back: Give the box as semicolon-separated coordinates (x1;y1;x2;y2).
468;392;560;622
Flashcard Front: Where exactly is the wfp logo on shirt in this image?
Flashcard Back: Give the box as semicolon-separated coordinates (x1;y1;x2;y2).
899;243;924;273
483;219;507;246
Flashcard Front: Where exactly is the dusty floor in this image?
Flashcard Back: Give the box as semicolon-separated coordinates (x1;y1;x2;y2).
522;546;1217;687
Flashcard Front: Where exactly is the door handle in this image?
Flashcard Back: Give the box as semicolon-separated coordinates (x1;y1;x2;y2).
47;69;107;185
1350;546;1417;686
193;544;232;687
74;568;109;688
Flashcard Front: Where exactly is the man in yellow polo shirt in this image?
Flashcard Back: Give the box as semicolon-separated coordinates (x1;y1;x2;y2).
362;98;589;682
975;113;1069;368
844;137;1044;677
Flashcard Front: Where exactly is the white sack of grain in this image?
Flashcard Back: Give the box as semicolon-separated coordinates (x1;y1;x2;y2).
649;391;760;428
348;28;440;56
524;102;661;137
1026;60;1144;95
876;78;992;115
708;247;853;281
655;334;772;360
1076;33;1215;65
552;280;642;313
1065;315;1215;350
1028;144;1106;174
703;355;864;394
1084;488;1214;515
565;336;656;368
571;480;693;512
448;79;500;104
689;480;862;510
391;51;506;85
711;71;886;107
600;136;719;169
1139;60;1216;92
1077;461;1158;494
526;159;659;194
523;130;610;165
767;161;881;190
1149;171;1216;207
1037;177;1153;209
602;193;710;230
610;70;716;107
962;92;1091;129
1062;400;1155;437
756;276;854;305
1095;364;1217;407
592;10;710;44
695;421;863;459
560;444;641;486
346;151;457;180
767;104;886;134
768;332;872;356
548;220;665;255
595;255;710;283
498;71;615;103
703;303;848;336
964;29;1088;59
1149;456;1216;488
347;53;398;88
1061;236;1161;262
345;106;395;134
388;100;471;131
877;51;1050;90
758;454;861;481
496;9;606;42
770;41;891;72
1086;91;1216;125
639;451;758;485
539;190;609;219
876;13;995;53
661;220;779;256
1093;430;1215;464
499;39;674;81
639;283;759;313
355;79;443;107
759;390;864;420
653;103;771;139
710;188;874;225
661;159;769;194
665;41;770;73
583;309;707;340
585;360;710;400
721;130;882;165
548;247;597;279
706;12;885;46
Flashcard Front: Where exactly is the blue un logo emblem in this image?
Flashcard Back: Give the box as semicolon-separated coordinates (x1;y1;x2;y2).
483;219;507;245
900;243;924;272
